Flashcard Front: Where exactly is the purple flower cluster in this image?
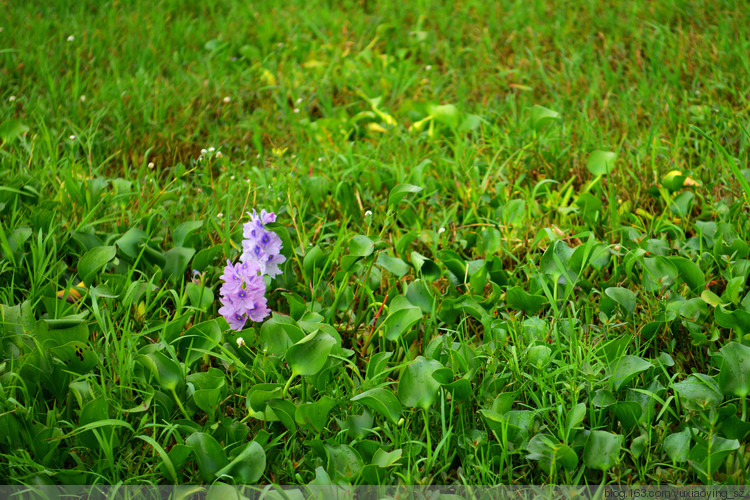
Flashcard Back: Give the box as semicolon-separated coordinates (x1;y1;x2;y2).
218;209;286;331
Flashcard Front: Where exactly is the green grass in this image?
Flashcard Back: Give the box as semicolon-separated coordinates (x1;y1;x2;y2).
2;0;750;486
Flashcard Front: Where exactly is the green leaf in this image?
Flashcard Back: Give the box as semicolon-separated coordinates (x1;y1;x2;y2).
186;432;229;482
669;256;705;293
388;184;423;209
673;374;723;411
115;228;148;260
163;247;196;283
526;433;578;471
381;297;423;341
215;441;266;484
397;356;443;410
506;286;547;315
376;253;409;277
405;279;435;314
529;105;560;131
587;150;617;176
610;355;651;391
717;342;750;397
173;221;203;248
605;287;636;315
286;330;336;376
172;319;222;367
295;396;335;433
78;245;116;286
583;431;623;470
136;351;182;392
351;388;402;424
410;251;441;281
0;118;29;142
371;448;402;468
260;314;305;356
664;428;691;463
185;282;214;310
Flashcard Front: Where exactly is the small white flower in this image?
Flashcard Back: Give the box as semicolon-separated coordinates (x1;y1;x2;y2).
364;210;372;217
147;162;155;169
217;212;223;218
425;65;432;71
216;151;222;158
438;227;446;234
236;337;245;348
256;154;260;159
200;148;207;155
296;98;303;104
230;175;235;180
293;108;300;113
67;35;74;42
317;157;323;162
208;146;215;152
80;95;86;102
8;95;15;102
69;135;76;141
223;96;231;103
277;42;284;48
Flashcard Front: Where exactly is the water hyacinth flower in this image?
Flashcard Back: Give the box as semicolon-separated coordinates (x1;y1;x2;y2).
241;209;286;277
218;209;286;330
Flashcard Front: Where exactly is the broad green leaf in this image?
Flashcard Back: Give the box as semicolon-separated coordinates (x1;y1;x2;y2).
717;342;750;397
376;253;409;277
381;299;422;341
172;319;222;367
583;431;623;470
388;184;423;209
325;444;363;482
410;251;441;281
506;286;547;315
351;388;402;424
605;287;636;314
669;256;705;293
185;282;214;310
526;433;578;471
610;355;651;391
163;247;196;283
267;399;297;432
295;396;335;433
663;428;691;463
186;432;228;482
115;228;147;260
286;330;336;376
78;245;116;286
136;351;182;392
587;150;617;176
530;105;560;131
0;119;29;142
397;356;443;410
173;220;203;248
673;374;723;411
371;448;402;468
405;279;435;314
215;441;266;484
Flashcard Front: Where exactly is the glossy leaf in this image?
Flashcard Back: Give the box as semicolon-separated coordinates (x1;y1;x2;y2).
215;441;266;484
351;388;402;424
186;432;228;482
583;431;623;470
286;330;336;376
78;245;116;286
397;356;443;410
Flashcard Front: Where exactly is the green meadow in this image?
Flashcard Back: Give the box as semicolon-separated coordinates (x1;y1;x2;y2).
2;0;750;486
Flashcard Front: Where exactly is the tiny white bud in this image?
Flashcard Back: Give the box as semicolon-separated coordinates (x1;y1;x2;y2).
317;157;323;162
277;42;284;48
236;337;245;348
208;146;215;152
8;95;15;102
215;151;222;158
80;95;86;102
223;96;231;103
230;175;235;180
67;35;75;42
200;148;207;155
296;98;303;104
147;162;155;169
438;227;446;234
425;65;432;70
256;154;260;159
69;135;76;141
293;108;300;113
365;210;372;217
217;212;223;218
